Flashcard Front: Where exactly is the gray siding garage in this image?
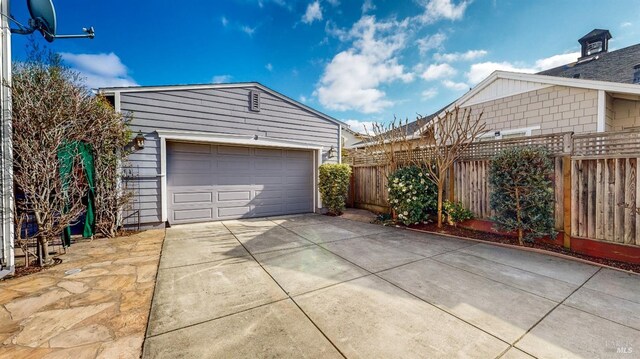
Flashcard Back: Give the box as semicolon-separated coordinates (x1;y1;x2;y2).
167;142;314;223
98;83;342;228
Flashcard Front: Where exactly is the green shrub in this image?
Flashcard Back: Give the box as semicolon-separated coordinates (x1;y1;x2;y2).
388;166;437;225
443;201;474;225
489;146;555;244
319;163;352;215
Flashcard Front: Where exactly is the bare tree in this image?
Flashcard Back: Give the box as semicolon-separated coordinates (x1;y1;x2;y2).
418;107;486;228
361;116;431;173
89;99;132;238
11;45;131;265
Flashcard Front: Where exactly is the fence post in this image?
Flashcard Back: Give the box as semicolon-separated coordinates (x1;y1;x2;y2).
448;165;455;202
563;156;572;249
562;133;573;249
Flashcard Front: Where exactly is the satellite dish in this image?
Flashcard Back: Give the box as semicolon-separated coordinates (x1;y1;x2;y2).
27;0;57;42
9;0;94;41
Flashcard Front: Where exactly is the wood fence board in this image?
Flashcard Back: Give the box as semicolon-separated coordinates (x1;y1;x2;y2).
596;160;604;240
587;160;596;239
348;130;640;247
625;158;636;245
615;159;625;243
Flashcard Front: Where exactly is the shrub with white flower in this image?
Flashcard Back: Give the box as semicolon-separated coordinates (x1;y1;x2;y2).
387;166;437;225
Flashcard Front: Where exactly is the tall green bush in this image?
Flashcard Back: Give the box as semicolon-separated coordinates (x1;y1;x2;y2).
319;163;352;215
388;166;437;225
489;146;555;244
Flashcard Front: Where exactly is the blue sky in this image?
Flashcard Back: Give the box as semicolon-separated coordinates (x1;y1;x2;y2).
9;0;640;133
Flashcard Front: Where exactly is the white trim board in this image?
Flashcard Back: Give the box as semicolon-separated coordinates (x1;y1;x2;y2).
457;71;640;109
155;130;323;223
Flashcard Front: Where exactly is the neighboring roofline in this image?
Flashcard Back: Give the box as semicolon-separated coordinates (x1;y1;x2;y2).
97;82;346;127
455;70;640;109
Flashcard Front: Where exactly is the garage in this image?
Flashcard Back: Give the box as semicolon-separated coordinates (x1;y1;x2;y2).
98;82;342;229
167;141;314;224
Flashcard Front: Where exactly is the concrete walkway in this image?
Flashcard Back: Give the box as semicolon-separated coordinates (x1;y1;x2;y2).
145;214;640;359
0;230;165;358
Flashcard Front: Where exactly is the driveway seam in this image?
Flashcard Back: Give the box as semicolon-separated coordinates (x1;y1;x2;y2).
271;222;513;348
560;301;640;332
222;222;348;359
144;297;291;339
507;267;604;356
142;229;168;358
157;253;253;271
454;247;599;286
429;254;571;303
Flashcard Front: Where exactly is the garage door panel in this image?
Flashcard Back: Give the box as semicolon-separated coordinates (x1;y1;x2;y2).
254;176;283;185
173;192;213;204
254;148;283;157
217;145;250;156
173;208;213;221
217;160;252;171
170;175;214;187
254;190;282;199
255;159;283;170
286;150;311;159
216;174;255;185
217;191;251;202
168;142;314;224
218;206;252;218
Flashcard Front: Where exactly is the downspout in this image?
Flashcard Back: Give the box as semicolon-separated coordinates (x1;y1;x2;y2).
0;0;15;278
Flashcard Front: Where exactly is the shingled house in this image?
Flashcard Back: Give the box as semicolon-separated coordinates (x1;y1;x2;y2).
350;28;640;148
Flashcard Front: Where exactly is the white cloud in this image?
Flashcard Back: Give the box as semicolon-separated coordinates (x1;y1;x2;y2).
466;61;536;85
326;0;340;6
316;16;413;114
421;88;438;100
421;63;457;81
265;63;273;71
466;51;580;85
299;95;308;103
362;0;376;13
241;25;256;36
221;16;229;27
621;22;632;28
60;52;137;89
211;75;232;83
417;32;447;55
434;49;487;62
442;79;469;91
344;119;375;134
417;0;469;24
302;1;323;24
534;52;580;70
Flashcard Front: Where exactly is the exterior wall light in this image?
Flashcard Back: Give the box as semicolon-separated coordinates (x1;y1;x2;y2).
328;145;336;159
134;131;145;150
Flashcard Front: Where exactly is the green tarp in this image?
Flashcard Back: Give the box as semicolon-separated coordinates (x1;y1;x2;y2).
58;141;96;247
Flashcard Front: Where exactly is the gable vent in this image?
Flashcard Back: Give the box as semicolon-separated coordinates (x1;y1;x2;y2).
249;90;261;112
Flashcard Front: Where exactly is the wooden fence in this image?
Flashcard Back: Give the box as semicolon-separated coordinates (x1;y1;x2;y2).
347;130;640;246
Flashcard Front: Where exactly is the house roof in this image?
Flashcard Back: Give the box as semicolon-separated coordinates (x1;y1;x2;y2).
578;29;612;43
538;43;640;84
97;82;346;126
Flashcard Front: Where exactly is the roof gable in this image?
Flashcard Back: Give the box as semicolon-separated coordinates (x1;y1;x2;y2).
97;82;345;126
456;70;640;109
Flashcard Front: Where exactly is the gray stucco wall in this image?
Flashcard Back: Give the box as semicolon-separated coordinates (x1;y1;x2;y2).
118;85;340;227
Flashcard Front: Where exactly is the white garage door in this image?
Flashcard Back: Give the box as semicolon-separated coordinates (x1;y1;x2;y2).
167;142;314;224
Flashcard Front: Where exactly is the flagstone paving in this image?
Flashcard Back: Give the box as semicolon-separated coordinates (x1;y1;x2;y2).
0;230;164;359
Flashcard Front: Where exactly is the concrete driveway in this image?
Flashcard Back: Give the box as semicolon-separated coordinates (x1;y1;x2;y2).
143;214;640;359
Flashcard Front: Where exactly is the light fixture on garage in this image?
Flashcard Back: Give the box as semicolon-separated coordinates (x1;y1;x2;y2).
134;131;145;150
328;145;336;158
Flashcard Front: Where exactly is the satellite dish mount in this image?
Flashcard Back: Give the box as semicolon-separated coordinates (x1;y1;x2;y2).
9;0;94;42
